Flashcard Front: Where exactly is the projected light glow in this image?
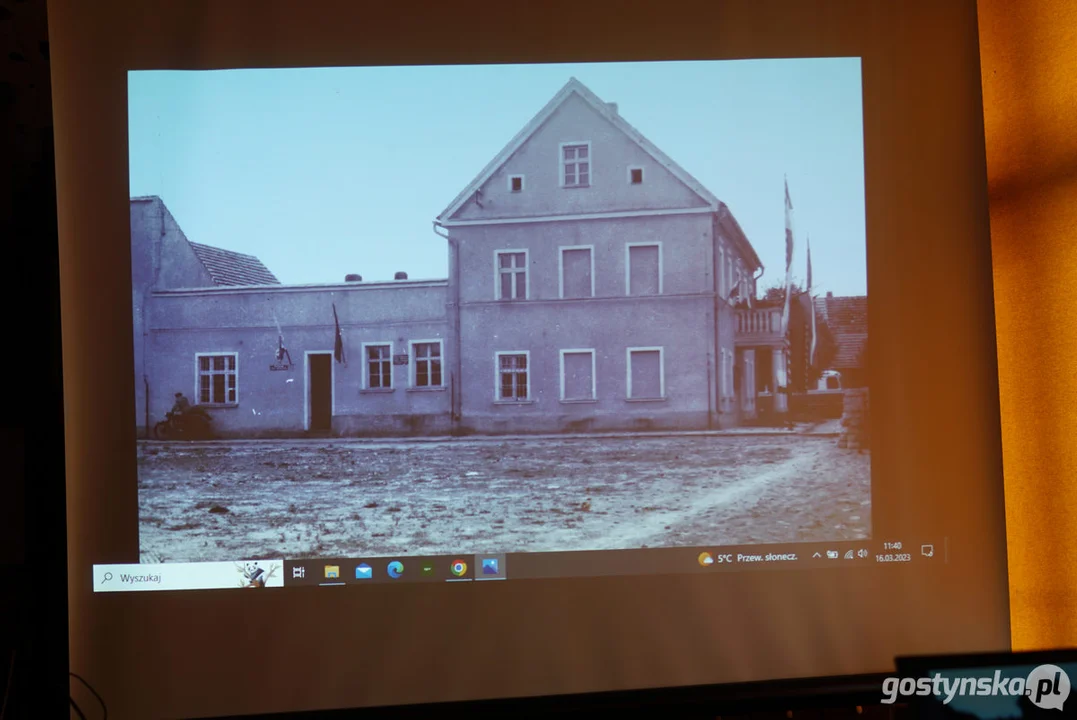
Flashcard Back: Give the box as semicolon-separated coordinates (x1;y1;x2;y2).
106;57;885;591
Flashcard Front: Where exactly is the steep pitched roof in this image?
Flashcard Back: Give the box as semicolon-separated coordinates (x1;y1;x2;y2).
437;77;721;222
815;295;868;369
188;241;281;287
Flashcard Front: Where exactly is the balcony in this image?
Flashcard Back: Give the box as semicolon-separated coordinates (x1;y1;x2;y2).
734;307;786;347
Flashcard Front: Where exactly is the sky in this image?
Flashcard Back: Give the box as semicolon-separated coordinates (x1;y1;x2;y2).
128;58;866;296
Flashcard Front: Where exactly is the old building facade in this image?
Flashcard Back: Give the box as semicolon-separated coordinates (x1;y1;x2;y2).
132;78;788;438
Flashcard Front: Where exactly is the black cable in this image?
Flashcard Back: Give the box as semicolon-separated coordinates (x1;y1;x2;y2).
0;649;13;720
69;672;107;720
69;696;87;720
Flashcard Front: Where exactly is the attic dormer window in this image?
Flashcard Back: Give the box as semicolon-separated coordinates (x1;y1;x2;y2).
561;143;590;188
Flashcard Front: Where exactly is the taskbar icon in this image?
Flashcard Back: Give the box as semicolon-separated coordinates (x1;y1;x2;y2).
474;553;506;581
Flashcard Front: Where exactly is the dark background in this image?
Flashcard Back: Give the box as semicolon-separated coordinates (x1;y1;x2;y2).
1;0;66;717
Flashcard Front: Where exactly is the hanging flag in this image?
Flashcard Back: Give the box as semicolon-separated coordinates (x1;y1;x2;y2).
780;176;795;339
273;314;293;366
332;303;346;365
807;236;817;367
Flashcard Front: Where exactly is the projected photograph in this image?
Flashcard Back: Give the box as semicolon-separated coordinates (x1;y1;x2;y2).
129;60;869;563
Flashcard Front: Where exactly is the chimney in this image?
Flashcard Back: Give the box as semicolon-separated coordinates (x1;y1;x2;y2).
607;102;618;114
827;291;834;299
345;273;362;282
394;271;408;280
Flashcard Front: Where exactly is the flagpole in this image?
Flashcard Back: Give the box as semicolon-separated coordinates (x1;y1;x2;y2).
778;176;794;407
780;176;794;340
807;236;817;369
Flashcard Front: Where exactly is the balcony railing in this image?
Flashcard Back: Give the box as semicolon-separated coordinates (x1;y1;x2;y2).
735;307;785;345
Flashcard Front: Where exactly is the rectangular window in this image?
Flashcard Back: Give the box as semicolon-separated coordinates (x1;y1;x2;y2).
196;353;237;405
561;143;591;187
560;349;596;401
629;166;644;185
411;341;443;388
364;343;392;389
496;352;530;401
718;245;726;298
627;347;664;400
720;350;730;399
627;243;661;295
730;350;735;398
496;250;528;300
559;246;594;299
509;175;524;193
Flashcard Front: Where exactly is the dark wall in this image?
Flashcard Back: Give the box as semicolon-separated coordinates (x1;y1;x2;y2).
790;392;845;420
1;0;69;714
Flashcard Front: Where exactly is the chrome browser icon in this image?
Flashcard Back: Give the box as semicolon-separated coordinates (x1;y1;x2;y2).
450;559;468;577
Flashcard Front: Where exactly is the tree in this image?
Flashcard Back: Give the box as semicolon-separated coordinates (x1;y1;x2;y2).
758;281;804;307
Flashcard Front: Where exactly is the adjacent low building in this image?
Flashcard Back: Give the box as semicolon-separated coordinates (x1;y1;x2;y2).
132;78;799;438
814;292;868;389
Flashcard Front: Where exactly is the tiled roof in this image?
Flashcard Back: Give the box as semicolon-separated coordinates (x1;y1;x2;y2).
188;241;281;287
815;295;867;369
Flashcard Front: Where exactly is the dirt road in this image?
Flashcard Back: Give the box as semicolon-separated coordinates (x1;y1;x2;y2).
137;434;871;562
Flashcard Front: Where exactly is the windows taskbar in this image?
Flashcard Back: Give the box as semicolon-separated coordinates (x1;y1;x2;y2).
91;539;946;592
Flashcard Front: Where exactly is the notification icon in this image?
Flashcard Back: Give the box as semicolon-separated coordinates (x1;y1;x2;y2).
450;559;468;577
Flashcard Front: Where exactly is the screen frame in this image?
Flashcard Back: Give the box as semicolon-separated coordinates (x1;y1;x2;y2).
51;0;1009;717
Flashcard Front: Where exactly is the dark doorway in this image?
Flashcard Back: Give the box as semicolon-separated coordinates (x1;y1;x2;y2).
756;347;774;394
308;353;332;433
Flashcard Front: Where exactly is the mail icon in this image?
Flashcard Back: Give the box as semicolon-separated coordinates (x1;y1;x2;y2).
355;563;372;579
324;565;340;579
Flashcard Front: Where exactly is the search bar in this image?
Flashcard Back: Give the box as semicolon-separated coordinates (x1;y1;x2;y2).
93;560;285;592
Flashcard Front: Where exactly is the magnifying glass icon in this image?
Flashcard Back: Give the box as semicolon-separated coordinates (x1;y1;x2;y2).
103;572;113;582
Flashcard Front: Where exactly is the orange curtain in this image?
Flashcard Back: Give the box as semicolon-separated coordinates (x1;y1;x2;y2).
979;0;1077;649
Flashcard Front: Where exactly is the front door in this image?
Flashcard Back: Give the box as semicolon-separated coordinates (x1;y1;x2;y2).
308;353;332;432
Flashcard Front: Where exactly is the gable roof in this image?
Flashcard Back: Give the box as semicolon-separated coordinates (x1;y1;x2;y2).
815;295;867;369
188;241;281;287
436;77;721;222
132;196;281;287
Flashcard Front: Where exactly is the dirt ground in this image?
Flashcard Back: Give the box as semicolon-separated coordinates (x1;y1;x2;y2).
136;434;871;563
